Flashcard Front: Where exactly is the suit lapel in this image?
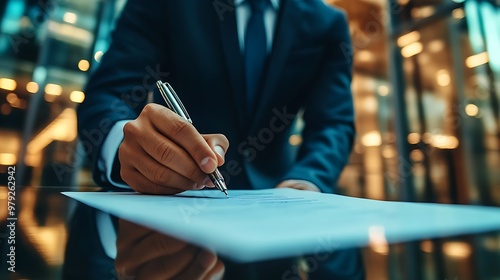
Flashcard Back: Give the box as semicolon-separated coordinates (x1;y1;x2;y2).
219;8;247;135
250;0;299;133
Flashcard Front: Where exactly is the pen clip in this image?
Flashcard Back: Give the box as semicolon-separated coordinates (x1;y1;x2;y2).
156;80;192;123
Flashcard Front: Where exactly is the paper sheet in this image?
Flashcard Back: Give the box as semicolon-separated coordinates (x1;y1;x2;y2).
63;189;500;262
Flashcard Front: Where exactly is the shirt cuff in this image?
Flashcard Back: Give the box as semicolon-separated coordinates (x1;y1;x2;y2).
99;120;132;189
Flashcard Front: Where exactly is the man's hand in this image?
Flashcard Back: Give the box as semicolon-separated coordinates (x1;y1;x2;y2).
276;180;320;192
115;220;224;280
119;103;229;194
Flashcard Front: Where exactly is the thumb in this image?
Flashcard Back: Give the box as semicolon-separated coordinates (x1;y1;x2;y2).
203;134;229;166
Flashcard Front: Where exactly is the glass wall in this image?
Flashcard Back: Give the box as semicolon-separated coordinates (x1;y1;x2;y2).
0;0;498;279
328;0;500;279
0;0;123;278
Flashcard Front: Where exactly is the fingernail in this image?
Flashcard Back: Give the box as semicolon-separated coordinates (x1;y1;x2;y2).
214;145;225;158
200;157;217;173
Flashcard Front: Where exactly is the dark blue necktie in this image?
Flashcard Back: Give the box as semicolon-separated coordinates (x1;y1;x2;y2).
245;0;268;117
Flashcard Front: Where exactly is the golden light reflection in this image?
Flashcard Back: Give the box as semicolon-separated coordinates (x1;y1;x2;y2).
45;83;63;96
397;31;420;47
0;78;17;91
63;12;77;24
378;85;390;96
0;153;17;165
29;225;67;265
6;93;26;109
0;188;6;221
369;226;389;255
0;131;21;155
6;93;18;104
381;146;396;159
420;240;433;253
401;42;423;58
443;242;472;259
422;132;433;144
19;188;67;265
437;69;451;87
27;108;77;158
408;132;421;144
410;149;424;162
466;52;489;68
362;96;378;113
289;135;302;146
78;59;90;71
47;21;92;43
412;6;435;18
428;40;445;53
430;134;459;149
70;90;85;103
25;153;42;167
452;8;465;19
26;81;39;93
465;104;479;117
356;50;375;62
361;131;382;147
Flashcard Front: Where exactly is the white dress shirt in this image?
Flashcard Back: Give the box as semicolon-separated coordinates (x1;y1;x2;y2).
99;0;279;188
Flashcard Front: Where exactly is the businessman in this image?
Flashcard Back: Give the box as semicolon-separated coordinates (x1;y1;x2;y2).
71;0;363;279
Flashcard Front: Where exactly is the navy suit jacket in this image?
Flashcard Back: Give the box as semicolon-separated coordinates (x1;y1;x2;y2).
78;0;354;193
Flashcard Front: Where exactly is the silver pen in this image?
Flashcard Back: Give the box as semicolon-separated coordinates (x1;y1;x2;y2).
156;80;229;197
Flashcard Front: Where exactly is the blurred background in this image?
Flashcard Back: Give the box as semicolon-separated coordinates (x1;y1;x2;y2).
0;0;499;279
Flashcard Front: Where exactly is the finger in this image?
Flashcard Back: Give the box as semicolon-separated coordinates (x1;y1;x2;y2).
277;182;307;190
172;250;217;280
276;180;320;192
121;167;187;195
275;181;292;189
119;140;199;192
126;231;189;266
203;260;225;280
144;104;218;174
132;145;206;190
116;220;156;253
125;117;209;185
116;220;156;272
202;134;229;166
135;246;199;280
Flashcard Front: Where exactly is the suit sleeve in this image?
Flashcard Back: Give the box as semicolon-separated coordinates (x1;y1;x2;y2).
281;12;355;193
77;0;169;188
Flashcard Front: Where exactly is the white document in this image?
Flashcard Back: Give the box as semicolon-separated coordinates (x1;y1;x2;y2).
63;189;500;262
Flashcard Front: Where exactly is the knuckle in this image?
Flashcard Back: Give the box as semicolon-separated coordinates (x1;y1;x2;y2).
186;164;202;181
120;168;130;184
156;142;175;164
152;166;167;184
191;141;208;158
123;121;137;136
169;119;190;137
154;234;171;254
143;103;156;114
